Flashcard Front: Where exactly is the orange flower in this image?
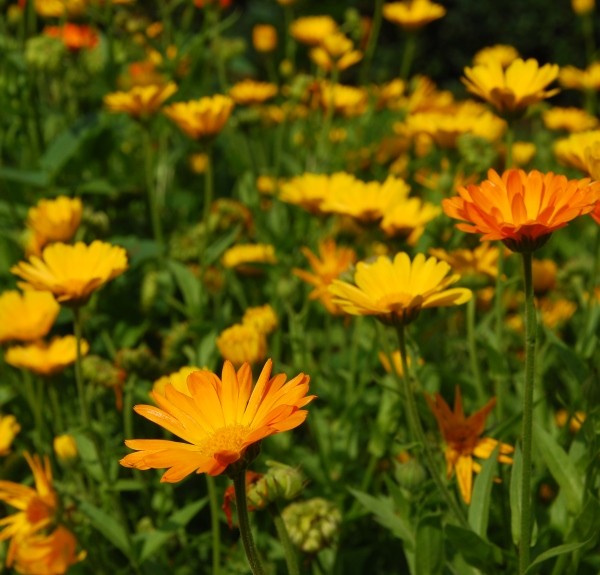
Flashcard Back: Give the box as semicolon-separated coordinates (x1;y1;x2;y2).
43;24;99;52
164;95;234;140
426;388;513;504
442;168;600;252
120;360;315;482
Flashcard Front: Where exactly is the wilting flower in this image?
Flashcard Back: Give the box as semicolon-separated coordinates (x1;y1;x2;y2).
383;0;446;30
428;243;499;281
242;305;278;335
0;291;60;344
153;366;204;397
426;387;514;504
43;24;99;52
290;16;338;46
542;107;598;132
5;336;89;376
473;44;520;68
293;239;356;314
0;415;20;457
329;253;472;325
11;241;128;305
164;95;234;140
53;435;78;462
104;83;177;119
216;323;267;367
222;243;277;270
559;62;600;92
253;24;277;53
462;58;559;115
282;498;341;553
443;169;600;252
120;359;315;481
229;80;278;106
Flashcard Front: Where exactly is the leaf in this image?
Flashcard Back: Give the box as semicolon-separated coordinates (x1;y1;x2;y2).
0;167;49;187
78;500;133;559
510;444;522;546
204;224;242;266
524;537;594;574
415;514;444;575
468;444;499;538
446;525;504;572
533;423;583;514
167;259;202;314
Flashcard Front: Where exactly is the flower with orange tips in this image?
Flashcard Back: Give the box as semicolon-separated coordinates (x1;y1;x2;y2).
290;16;337;46
328;253;472;326
11;241;128;306
383;0;446;30
443;169;600;252
164;95;234;140
0;291;60;344
104;83;177;119
120;359;315;482
462;58;559;115
229;80;278;106
426;388;513;504
43;24;99;52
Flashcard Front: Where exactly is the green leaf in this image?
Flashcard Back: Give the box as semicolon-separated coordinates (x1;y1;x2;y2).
533;423;583;514
204;224;242;266
446;525;504;572
78;500;133;559
167;260;202;314
138;498;208;563
510;444;522;546
415;514;444;575
0;167;49;187
524;537;594;574
469;444;499;538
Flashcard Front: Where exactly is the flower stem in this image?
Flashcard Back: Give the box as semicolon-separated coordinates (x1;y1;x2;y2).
233;471;266;575
268;503;299;575
394;324;469;527
206;475;221;575
518;251;537;574
73;307;90;430
466;296;485;405
504;120;514;169
200;146;214;267
494;245;506;421
359;0;384;84
142;127;164;255
400;33;417;80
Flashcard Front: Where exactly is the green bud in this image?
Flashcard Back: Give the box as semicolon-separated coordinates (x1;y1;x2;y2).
116;345;161;380
25;36;66;72
81;355;123;390
394;458;427;491
247;461;305;509
282;498;341;554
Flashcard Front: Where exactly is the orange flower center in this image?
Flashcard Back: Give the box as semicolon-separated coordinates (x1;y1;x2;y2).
200;424;250;457
26;497;53;525
377;292;418;311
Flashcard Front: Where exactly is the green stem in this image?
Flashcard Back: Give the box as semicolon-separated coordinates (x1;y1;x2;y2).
73;307;90;430
467;296;485;404
400;33;417;80
206;475;221;575
142;127;164;254
199;146;214;272
518;251;536;574
48;382;65;433
395;324;469;527
316;67;339;164
494;245;506;421
504;121;514;170
268;503;299;575
233;472;266;575
359;0;384;83
23;371;44;452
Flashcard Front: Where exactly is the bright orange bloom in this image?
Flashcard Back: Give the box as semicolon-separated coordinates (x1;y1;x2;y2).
442;168;600;252
43;24;99;52
426;388;513;504
120;360;315;482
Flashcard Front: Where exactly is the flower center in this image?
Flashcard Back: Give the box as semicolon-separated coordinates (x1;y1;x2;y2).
200;424;250;457
26;497;53;525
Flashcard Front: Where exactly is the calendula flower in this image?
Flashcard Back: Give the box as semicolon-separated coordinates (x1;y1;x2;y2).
53;435;78;462
104;83;177;119
222;244;277;270
383;0;446;30
310;33;362;73
542;107;598;132
559;62;600;91
242;305;278;335
120;359;315;482
329;253;472;325
253;24;277;53
35;0;86;17
11;241;128;305
216;323;267;367
0;415;20;457
5;336;89;376
0;453;57;542
153;366;204;397
380;197;441;243
26;196;82;256
0;291;60;344
462;58;559;115
43;24;99;52
442;169;600;252
554;130;600;173
293;239;356;314
473;44;520;68
229;80;278;106
426;388;513;504
164;95;234;140
290;16;337;46
282;498;340;553
428;243;499;280
318;82;368;117
571;0;595;14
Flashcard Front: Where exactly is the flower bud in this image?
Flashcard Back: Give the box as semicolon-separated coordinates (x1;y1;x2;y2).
247;461;305;509
394;458;426;491
53;434;78;462
253;24;277;53
282;498;341;553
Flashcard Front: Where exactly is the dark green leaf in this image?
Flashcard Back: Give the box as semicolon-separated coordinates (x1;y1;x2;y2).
0;167;49;187
78;500;133;559
415;514;444;575
469;444;499;538
446;525;504;572
524;537;594;574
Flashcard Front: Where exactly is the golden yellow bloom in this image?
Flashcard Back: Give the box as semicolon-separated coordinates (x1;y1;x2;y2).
380;197;441;243
426;388;513;504
319;82;368;117
462;58;559;115
153;366;204;397
5;336;89;376
329;253;472;325
222;244;277;270
378;350;422;377
104;83;177;119
189;152;209;174
539;297;577;329
473;44;520;68
53;435;78;462
120;359;315;481
26;196;82;256
279;172;358;213
428;243;499;280
572;0;595;14
11;241;128;305
554;130;600;173
8;525;85;575
542;107;598;132
0;415;20;457
442;168;600;252
290;16;337;46
401;75;455;114
164;95;234;140
559;62;600;91
310;33;362;72
383;0;446;30
242;305;278;335
229;80;278;106
216;324;267;367
532;259;557;294
555;409;586;433
508;141;537;166
293;239;356;314
0;453;57;542
35;0;86;17
0;291;60;344
253;24;278;53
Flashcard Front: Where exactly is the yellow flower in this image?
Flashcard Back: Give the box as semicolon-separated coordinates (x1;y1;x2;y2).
319;82;368;117
473;44;520;68
508;141;537;166
0;415;20;457
426;388;514;504
310;33;362;72
164;95;234;140
380;197;441;243
120;359;315;481
559;62;600;91
216;323;267;367
428;243;499;280
0;291;60;344
189;152;209;173
0;453;57;542
26;196;82;256
11;241;128;305
153;366;204;397
222;243;277;270
542;107;598;132
290;16;337;46
293;239;356;314
104;83;177;118
555;409;586;433
5;336;89;376
383;0;446;30
35;0;86;17
539;297;576;329
378;350;422;377
329;253;472;325
242;305;278;335
532;259;557;294
571;0;595;14
554;129;600;173
279;172;358;213
462;58;559;115
253;24;278;53
229;79;278;106
53;435;78;462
